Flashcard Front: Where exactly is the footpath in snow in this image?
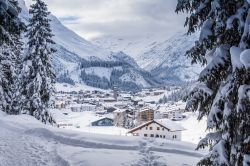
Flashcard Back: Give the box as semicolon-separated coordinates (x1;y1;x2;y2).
0;111;205;166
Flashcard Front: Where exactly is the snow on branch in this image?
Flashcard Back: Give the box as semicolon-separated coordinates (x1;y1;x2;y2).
196;131;222;150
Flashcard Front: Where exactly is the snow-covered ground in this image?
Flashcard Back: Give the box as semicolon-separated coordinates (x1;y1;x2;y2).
177;112;208;144
50;108;208;145
92;34;166;58
50;109;128;136
0;111;205;166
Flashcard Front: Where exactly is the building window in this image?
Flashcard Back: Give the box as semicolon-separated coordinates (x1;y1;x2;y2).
156;134;159;138
144;134;148;137
157;127;160;130
163;135;165;138
150;127;153;130
160;135;162;138
162;128;164;131
172;135;177;139
146;127;148;130
150;134;154;137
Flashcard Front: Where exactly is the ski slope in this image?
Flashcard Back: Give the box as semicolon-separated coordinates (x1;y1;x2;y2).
0;111;205;166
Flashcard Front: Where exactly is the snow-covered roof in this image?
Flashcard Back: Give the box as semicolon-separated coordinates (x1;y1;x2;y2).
114;109;127;113
50;109;73;123
128;119;185;133
120;94;132;98
155;119;185;131
157;102;186;113
91;117;113;123
55;101;66;104
70;103;96;107
139;108;155;112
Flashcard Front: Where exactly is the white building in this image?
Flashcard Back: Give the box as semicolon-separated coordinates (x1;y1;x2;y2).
155;105;185;121
128;119;184;141
55;101;66;109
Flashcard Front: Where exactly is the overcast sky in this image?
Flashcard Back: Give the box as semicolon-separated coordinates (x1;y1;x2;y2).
24;0;186;40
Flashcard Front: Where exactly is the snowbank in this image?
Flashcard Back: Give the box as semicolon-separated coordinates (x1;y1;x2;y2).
0;112;204;166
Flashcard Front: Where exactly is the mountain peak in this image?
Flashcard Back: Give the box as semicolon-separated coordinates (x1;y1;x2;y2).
18;0;160;91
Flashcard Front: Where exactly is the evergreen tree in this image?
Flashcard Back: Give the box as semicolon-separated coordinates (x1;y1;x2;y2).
176;0;250;165
23;0;56;124
0;0;25;114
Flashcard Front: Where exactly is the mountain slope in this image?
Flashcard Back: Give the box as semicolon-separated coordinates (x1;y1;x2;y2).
92;35;166;58
18;0;160;91
94;32;203;85
137;32;203;84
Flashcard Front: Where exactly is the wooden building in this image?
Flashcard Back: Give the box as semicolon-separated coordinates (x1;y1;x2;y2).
138;108;155;124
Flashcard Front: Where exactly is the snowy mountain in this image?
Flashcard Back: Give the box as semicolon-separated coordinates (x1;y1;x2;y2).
92;34;166;58
137;32;203;84
18;0;160;91
93;33;203;85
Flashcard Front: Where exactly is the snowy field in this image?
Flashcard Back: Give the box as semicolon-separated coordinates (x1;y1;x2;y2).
50;109;208;145
0;111;206;166
1;83;208;165
50;109;128;136
177;112;208;144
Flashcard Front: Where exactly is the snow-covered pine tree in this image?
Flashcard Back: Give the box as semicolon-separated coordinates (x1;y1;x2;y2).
176;0;250;165
23;0;56;124
0;0;25;114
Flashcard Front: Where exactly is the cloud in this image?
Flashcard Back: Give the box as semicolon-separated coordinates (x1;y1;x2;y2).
24;0;186;40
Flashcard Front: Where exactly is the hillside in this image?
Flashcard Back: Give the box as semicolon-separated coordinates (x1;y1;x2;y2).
93;33;203;85
18;0;160;91
137;32;203;84
92;34;166;58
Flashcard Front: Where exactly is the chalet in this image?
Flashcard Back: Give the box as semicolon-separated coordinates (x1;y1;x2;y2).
128;119;184;141
91;118;114;126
